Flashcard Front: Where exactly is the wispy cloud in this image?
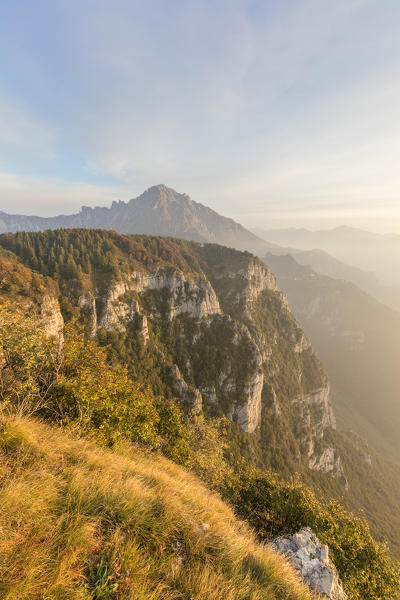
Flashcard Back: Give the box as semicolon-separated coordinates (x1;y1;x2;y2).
0;0;400;231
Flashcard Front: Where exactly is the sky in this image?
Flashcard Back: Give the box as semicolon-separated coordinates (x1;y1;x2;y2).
1;0;400;233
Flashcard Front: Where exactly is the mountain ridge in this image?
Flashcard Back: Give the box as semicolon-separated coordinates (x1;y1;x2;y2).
0;184;281;256
254;225;400;291
4;184;396;310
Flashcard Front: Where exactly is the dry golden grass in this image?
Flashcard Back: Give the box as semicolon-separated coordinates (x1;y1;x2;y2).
0;416;317;600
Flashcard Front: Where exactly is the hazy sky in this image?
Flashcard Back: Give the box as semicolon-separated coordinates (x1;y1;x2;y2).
1;0;400;232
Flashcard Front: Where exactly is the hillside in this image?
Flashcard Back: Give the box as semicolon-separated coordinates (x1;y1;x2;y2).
2;229;400;561
0;246;399;599
0;415;314;600
0;229;346;487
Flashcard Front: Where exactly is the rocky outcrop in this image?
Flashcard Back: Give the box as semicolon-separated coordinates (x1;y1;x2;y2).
138;314;149;345
295;386;336;434
292;386;347;486
234;371;264;433
40;295;64;342
33;232;343;484
212;259;286;312
73;258;344;480
99;270;221;331
98;282;139;331
239;260;279;302
271;528;347;600
294;333;311;353
171;365;202;414
309;448;348;488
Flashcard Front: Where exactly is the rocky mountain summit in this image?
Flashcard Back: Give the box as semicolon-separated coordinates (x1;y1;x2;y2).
0;184;278;256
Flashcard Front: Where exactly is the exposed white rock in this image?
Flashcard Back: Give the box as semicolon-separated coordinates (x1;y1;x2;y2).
129;270;221;320
294;386;336;435
138;314;149;345
234;370;264;433
271;528;347;600
309;447;348;488
292;386;347;486
199;386;218;404
240;260;279;302
40;295;64;342
214;260;281;306
98;282;139;331
269;387;281;417
99;269;221;330
218;366;231;387
294;333;311;353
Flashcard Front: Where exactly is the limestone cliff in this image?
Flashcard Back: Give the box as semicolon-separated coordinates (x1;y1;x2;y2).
0;229;344;486
234;370;264;433
78;293;97;337
73;243;342;482
98;270;221;332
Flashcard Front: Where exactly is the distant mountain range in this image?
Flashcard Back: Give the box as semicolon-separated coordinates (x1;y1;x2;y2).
0;184;280;256
2;183;396;308
253;226;400;290
265;252;400;465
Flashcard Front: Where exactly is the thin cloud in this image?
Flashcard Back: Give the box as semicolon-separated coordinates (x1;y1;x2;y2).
0;0;400;232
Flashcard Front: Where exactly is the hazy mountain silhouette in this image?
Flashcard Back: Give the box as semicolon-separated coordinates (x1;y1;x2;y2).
0;184;280;256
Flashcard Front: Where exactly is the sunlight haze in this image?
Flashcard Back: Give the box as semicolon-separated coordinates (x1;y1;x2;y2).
1;0;400;233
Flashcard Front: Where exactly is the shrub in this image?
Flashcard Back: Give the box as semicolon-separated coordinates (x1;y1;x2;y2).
0;305;59;416
0;307;187;456
226;468;400;600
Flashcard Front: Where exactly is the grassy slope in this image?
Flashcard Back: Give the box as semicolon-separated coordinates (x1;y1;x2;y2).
0;417;315;600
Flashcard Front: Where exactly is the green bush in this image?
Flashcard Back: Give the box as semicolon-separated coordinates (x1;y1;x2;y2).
0;307;187;458
226;468;400;600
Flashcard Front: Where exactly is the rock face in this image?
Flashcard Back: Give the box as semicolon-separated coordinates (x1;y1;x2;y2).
40;295;64;342
271;528;347;600
234;370;264;433
99;270;221;331
293;386;348;487
294;333;311;353
2;229;344;487
220;260;279;302
309;448;348;488
170;365;202;414
77;243;342;478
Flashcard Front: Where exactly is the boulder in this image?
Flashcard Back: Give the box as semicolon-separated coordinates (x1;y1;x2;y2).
271;528;347;599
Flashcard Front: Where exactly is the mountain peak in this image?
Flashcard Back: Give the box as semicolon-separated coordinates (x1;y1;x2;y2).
138;184;191;204
0;184;277;254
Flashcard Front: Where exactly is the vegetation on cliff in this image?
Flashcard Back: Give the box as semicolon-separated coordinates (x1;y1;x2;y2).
0;305;398;600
